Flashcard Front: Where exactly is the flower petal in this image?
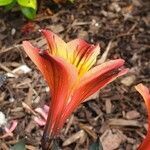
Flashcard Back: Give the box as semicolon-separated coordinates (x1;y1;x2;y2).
23;41;78;137
135;84;150;150
22;41;53;88
135;84;150;115
67;39;100;77
40;29;67;60
70;59;128;104
41;53;78;137
56;59;128;134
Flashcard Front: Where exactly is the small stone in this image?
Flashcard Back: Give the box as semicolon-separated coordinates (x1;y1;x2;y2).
126;110;140;120
0;111;7;126
95;23;99;27
11;28;16;36
121;75;136;86
45;87;50;92
9;97;15;103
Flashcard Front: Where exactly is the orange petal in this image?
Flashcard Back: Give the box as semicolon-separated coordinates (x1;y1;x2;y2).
71;59;128;104
135;84;150;115
67;39;100;77
55;59;128;134
23;41;78;137
135;84;150;150
40;54;78;137
22;41;53;88
40;29;67;59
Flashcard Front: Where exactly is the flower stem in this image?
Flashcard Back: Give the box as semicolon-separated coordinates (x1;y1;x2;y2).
41;133;59;150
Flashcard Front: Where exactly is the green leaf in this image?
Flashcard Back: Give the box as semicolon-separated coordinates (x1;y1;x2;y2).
21;6;36;19
4;0;16;11
0;0;14;6
11;140;26;150
17;0;36;10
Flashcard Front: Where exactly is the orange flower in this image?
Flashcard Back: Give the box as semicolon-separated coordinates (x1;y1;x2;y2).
22;29;128;139
135;84;150;150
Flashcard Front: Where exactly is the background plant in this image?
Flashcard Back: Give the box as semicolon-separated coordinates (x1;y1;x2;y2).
0;0;37;19
0;0;75;19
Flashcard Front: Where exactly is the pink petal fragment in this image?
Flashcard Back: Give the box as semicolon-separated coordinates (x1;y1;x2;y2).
0;120;18;139
5;120;18;134
34;117;46;126
43;105;49;113
35;107;48;120
34;106;48;126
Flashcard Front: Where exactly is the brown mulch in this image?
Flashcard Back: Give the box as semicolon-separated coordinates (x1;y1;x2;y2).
0;0;150;149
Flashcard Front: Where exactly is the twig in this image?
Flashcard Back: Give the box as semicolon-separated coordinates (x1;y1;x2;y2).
72;21;92;26
97;40;113;65
0;63;16;77
64;115;74;135
0;44;21;54
115;22;137;39
22;102;37;116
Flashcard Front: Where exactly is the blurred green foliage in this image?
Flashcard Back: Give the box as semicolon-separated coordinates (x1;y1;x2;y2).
0;0;37;19
0;0;75;19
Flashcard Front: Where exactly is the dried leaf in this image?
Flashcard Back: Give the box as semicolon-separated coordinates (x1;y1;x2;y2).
126;110;140;120
100;129;126;150
121;75;136;86
109;118;141;127
63;130;85;146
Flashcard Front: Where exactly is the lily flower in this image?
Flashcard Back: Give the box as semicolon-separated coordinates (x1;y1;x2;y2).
22;29;128;143
135;84;150;150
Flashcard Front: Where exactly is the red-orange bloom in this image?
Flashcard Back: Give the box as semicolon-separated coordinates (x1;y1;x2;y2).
22;29;128;139
135;84;150;150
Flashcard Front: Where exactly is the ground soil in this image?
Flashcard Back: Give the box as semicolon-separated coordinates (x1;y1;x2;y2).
0;0;150;149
